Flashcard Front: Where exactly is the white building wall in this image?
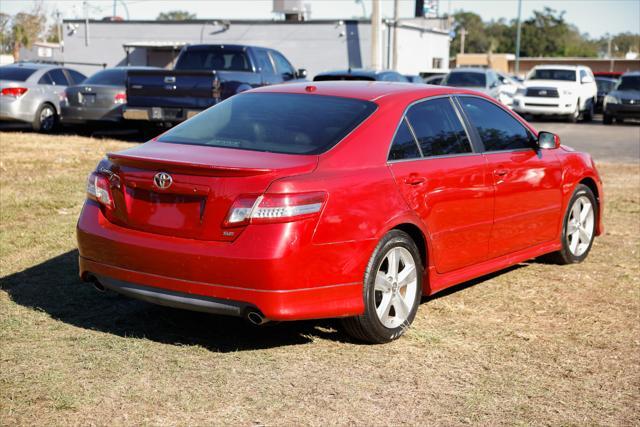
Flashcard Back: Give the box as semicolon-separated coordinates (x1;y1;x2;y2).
395;27;450;75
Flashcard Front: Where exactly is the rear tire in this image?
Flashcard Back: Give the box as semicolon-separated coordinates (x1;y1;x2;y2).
544;184;597;265
32;103;58;133
341;230;423;343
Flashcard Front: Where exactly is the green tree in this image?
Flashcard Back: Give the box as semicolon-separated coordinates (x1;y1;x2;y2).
448;11;489;56
0;13;11;54
156;10;196;21
11;10;46;60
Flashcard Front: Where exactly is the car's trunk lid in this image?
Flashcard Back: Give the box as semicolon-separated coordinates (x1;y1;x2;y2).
104;141;318;241
66;84;123;108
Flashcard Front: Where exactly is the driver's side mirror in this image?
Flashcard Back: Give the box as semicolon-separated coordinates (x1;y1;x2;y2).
538;131;561;149
490;81;500;89
581;75;594;84
295;68;307;79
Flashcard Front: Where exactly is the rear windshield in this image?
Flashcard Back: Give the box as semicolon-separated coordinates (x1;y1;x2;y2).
528;69;576;81
0;67;37;82
157;93;377;155
83;69;126;86
596;79;617;92
616;75;640;91
175;48;251;71
444;72;486;87
314;75;376;81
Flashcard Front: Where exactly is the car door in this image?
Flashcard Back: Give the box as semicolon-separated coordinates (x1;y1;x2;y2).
456;95;563;259
387;97;494;274
40;69;69;109
253;48;279;86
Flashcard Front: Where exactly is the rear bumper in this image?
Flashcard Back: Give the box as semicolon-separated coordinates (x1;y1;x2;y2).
123;107;202;122
60;105;124;124
77;201;370;321
0;98;34;123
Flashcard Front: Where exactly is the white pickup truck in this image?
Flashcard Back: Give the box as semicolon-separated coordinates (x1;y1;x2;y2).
513;65;597;122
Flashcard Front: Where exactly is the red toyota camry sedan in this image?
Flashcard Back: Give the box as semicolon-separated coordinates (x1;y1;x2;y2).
77;82;603;343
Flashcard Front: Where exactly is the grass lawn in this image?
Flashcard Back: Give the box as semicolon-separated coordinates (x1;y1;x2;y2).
1;131;638;425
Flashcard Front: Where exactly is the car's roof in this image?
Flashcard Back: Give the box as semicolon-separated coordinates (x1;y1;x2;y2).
315;69;390;78
532;64;583;70
250;80;482;103
3;62;59;70
595;77;619;82
450;67;489;74
622;71;640;77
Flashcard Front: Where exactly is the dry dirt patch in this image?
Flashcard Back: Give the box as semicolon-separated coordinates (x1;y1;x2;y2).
1;132;638;425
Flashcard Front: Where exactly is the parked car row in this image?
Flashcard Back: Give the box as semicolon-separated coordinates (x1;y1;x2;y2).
1;54;638;133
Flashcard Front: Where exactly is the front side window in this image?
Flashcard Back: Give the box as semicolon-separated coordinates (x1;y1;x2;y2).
389;119;421;160
270;51;295;77
405;98;472;157
157;93;377;155
459;96;535;152
254;50;275;74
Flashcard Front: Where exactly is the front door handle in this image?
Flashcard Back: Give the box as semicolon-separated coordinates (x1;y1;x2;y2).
404;175;426;186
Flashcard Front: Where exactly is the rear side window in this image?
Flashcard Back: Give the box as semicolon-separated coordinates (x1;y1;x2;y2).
83;69;126;85
49;69;69;85
0;67;37;81
405;98;472;157
175;49;251;71
459;97;534;152
66;69;87;85
389;119;421;160
444;72;486;87
157;93;377;155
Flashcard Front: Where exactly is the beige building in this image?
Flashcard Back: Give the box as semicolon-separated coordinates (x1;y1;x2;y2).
453;53;640;77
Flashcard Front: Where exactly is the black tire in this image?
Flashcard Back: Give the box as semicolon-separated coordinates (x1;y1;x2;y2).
568;101;580;123
32;103;58;133
616;117;625;124
341;230;423;344
582;99;594;122
544;184;597;265
603;113;613;125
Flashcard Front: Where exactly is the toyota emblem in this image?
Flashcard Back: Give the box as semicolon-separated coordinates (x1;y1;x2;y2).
153;172;173;189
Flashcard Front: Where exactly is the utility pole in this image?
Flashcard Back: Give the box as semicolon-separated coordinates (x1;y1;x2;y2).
370;0;381;69
55;10;62;45
392;0;399;70
112;0;116;17
515;0;522;75
460;27;466;54
608;35;615;72
83;1;89;46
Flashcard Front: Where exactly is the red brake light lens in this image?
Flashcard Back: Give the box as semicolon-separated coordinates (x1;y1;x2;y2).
224;192;327;227
114;92;126;104
87;172;114;208
1;87;28;97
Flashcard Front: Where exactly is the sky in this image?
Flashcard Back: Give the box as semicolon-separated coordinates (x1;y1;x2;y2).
1;0;638;39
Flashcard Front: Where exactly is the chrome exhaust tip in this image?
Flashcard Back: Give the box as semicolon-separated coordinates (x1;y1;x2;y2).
246;310;269;326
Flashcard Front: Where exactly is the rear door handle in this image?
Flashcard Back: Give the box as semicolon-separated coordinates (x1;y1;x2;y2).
404;176;426;186
494;169;509;177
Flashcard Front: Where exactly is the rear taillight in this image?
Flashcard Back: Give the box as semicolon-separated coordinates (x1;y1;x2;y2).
224;192;327;227
87;172;114;208
114;92;126;104
1;87;28;97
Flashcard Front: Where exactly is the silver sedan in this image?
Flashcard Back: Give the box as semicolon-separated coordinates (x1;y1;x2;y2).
0;63;86;132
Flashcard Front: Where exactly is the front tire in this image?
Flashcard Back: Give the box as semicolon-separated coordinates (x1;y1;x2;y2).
545;184;597;265
568;101;580;123
582;99;594;122
342;230;423;343
603;113;613;125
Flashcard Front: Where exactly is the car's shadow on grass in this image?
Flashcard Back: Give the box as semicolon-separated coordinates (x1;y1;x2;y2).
2;250;547;351
1;250;350;352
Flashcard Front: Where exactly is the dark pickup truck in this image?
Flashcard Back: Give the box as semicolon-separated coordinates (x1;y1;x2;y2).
123;44;306;124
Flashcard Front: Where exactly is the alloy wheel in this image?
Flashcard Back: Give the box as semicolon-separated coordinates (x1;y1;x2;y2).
566;195;595;257
374;247;418;329
40;106;55;131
